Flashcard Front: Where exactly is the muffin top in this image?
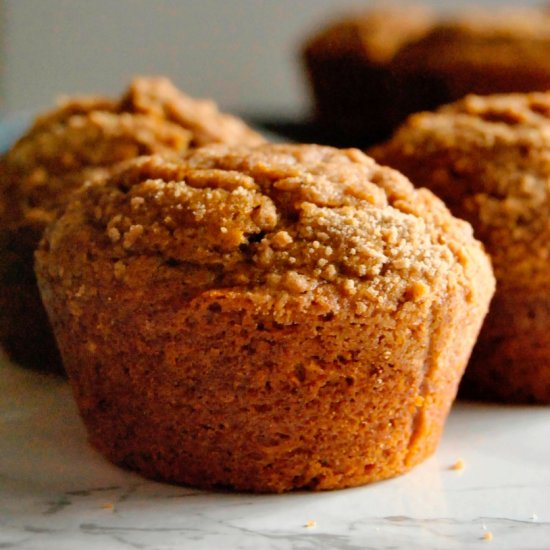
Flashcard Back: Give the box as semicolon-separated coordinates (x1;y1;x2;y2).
370;92;550;285
0;76;265;237
393;7;550;76
305;5;550;73
41;144;492;315
0;110;190;233
119;77;265;148
303;6;435;64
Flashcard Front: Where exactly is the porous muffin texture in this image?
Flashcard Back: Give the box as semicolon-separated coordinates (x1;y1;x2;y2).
371;92;550;402
303;6;550;147
0;76;265;370
36;145;494;492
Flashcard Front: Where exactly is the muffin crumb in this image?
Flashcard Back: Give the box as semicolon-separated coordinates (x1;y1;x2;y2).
305;520;317;529
450;459;465;471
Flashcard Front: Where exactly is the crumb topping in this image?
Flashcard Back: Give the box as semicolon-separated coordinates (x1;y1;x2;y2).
441;7;550;39
372;92;550;283
60;144;486;302
391;7;550;74
0;112;189;230
0;76;265;237
119;77;266;147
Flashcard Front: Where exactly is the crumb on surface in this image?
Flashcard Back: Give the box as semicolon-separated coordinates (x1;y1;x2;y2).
101;502;115;511
481;530;493;541
305;520;317;529
450;458;465;471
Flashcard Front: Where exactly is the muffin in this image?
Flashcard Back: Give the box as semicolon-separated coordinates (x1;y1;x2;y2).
0;76;264;370
302;5;435;146
370;92;550;403
35;145;494;492
303;6;550;147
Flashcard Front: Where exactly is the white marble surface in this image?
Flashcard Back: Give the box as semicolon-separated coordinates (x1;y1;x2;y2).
1;359;549;550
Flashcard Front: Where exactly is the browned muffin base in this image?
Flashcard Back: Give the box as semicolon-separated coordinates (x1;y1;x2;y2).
460;285;550;403
0;229;61;370
46;284;477;492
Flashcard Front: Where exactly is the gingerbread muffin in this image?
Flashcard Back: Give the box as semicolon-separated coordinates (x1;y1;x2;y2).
371;92;550;403
0;77;264;370
35;145;494;492
302;5;435;146
303;6;550;147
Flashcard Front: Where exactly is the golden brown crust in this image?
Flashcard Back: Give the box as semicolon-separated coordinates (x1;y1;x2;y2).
36;145;494;491
371;92;550;403
0;77;265;370
120;77;266;148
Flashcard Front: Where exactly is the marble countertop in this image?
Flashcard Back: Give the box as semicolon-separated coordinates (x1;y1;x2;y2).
1;359;549;550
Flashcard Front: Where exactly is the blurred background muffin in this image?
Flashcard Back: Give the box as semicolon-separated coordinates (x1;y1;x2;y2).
303;4;550;147
0;77;264;370
302;5;436;146
371;92;550;403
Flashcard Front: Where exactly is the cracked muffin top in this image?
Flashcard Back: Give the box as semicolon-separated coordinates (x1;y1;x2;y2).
370;92;550;285
42;144;492;312
0;76;265;237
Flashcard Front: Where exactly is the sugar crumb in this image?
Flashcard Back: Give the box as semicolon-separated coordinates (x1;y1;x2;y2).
271;230;293;250
107;226;121;243
123;224;144;249
113;260;126;280
305;520;317;529
450;459;465;471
